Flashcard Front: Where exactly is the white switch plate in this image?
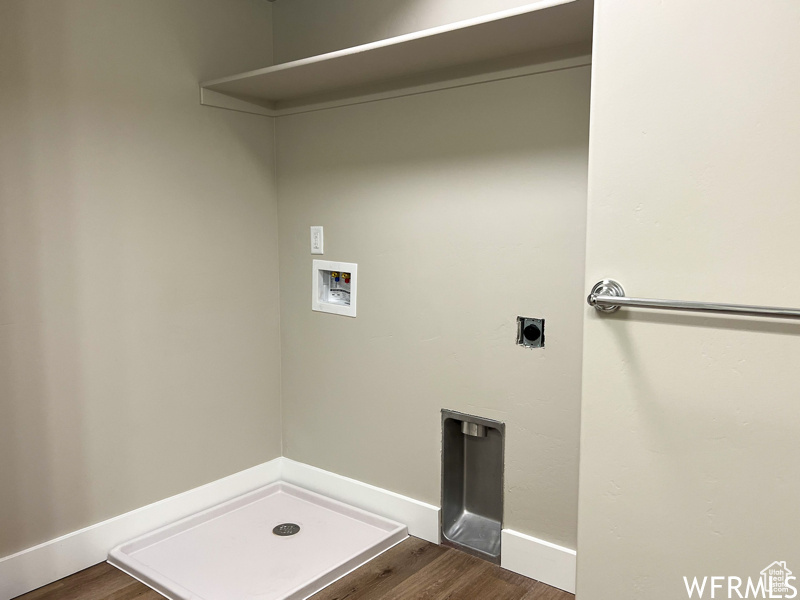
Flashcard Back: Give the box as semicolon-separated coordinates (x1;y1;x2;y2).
310;226;324;255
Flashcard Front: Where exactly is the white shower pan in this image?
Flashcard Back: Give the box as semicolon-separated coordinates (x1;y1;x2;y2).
109;481;407;600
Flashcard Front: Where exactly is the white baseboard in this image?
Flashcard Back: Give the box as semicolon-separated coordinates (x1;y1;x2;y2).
501;529;576;593
279;460;577;592
1;458;576;599
0;459;282;600
280;458;440;544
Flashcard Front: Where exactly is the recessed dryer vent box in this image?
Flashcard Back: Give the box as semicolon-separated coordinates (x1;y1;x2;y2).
312;260;357;317
441;409;505;564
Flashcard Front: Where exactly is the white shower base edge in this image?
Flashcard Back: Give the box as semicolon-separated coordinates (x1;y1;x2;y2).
108;481;408;600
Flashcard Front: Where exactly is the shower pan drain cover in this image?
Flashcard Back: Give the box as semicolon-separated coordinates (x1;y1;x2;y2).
273;523;301;536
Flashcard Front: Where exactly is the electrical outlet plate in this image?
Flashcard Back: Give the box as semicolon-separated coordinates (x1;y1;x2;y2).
312;260;357;317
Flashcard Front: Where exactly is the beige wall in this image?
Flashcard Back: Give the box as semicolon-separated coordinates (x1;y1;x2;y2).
273;0;545;63
578;0;800;597
277;66;590;548
0;0;280;558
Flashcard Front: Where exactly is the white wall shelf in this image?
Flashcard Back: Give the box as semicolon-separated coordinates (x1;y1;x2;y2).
200;0;593;117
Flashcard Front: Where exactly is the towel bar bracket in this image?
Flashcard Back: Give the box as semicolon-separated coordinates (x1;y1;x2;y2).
587;279;626;313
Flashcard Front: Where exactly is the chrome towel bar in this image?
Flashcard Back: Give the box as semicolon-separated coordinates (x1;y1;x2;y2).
587;279;800;320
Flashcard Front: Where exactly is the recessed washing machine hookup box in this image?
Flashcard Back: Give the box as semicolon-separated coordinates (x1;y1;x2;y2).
312;259;357;317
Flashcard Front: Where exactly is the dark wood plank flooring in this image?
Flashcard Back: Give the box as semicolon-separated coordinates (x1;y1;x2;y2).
15;537;574;600
14;561;162;600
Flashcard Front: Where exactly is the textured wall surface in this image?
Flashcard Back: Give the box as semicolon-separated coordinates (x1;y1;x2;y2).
278;65;590;549
578;0;800;597
0;0;281;557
